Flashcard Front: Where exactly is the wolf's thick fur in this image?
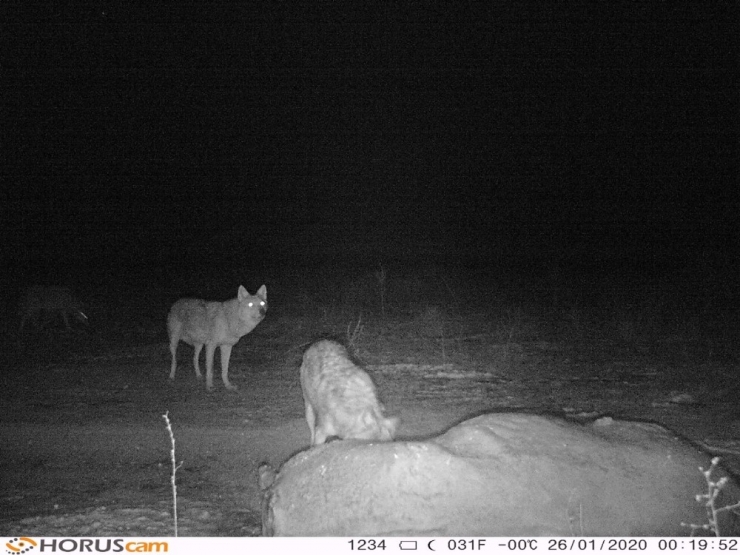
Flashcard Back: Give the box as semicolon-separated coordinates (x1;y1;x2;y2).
19;286;88;332
300;340;397;445
167;285;267;391
261;413;740;536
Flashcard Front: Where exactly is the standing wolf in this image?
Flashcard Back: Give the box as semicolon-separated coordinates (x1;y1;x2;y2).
167;284;267;391
19;286;88;332
300;339;398;445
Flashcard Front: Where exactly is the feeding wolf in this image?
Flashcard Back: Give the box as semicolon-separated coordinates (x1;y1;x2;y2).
19;286;88;332
300;339;398;445
167;284;267;391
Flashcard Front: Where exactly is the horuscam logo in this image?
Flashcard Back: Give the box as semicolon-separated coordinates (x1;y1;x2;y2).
6;538;37;555
4;539;167;554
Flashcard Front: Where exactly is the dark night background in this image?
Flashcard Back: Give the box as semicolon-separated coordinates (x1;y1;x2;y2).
2;3;740;536
2;2;738;305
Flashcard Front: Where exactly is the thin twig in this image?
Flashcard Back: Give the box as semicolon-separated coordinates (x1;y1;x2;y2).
162;411;183;537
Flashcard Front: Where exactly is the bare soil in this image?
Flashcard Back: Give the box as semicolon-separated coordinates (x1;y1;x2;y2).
2;319;740;537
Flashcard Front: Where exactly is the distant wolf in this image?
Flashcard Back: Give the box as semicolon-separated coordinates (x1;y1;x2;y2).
19;286;88;332
167;285;267;391
300;339;398;446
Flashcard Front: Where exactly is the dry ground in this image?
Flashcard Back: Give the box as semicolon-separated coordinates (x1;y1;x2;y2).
1;278;739;536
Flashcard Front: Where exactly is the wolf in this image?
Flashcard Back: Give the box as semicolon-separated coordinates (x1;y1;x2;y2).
300;339;398;446
19;286;88;332
167;284;267;391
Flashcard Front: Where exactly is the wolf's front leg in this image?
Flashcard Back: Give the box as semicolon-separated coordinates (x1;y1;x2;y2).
219;344;237;391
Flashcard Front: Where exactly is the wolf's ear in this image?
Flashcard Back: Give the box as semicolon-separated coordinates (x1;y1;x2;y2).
238;285;248;300
257;284;267;300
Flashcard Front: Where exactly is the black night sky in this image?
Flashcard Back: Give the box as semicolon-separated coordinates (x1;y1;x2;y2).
4;2;738;297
